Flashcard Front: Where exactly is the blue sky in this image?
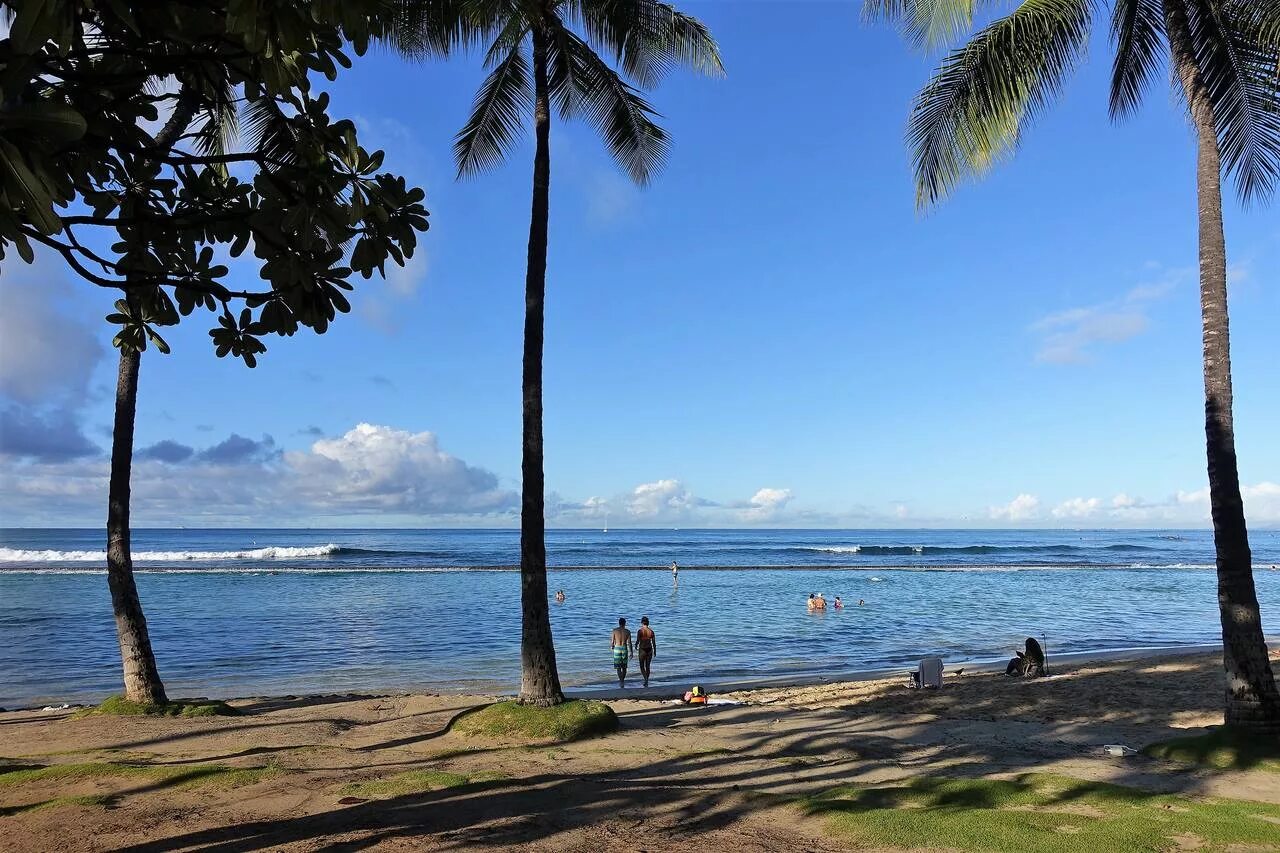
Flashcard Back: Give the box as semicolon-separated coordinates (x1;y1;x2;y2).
2;2;1278;528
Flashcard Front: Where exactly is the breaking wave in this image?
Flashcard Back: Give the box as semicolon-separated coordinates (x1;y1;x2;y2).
0;544;344;563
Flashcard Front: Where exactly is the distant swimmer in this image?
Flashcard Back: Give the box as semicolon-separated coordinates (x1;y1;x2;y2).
858;599;865;606
807;593;817;611
555;590;566;603
671;561;679;583
808;593;827;611
834;596;843;609
636;616;657;687
611;618;634;687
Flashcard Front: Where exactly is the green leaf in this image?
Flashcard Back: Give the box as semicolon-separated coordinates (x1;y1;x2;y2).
0;101;89;143
0;139;61;234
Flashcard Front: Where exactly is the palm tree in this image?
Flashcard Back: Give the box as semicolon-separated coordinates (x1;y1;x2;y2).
391;0;721;705
868;0;1280;729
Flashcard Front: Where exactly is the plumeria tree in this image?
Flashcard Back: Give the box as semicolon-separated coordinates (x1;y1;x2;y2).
1;1;429;704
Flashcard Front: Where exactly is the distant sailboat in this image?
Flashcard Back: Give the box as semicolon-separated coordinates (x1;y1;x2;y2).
603;513;609;534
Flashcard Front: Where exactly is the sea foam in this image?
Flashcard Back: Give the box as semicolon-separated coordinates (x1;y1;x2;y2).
0;544;343;562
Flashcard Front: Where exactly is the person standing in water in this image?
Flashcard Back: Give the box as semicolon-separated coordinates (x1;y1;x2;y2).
611;618;633;687
671;561;679;584
636;616;657;688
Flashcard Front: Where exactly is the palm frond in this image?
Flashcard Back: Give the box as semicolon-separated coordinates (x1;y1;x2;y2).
1180;0;1280;202
863;0;1008;51
547;22;592;119
453;43;533;177
573;0;722;88
194;78;240;160
389;0;495;59
1109;0;1166;118
242;98;302;168
909;0;1093;208
560;29;668;184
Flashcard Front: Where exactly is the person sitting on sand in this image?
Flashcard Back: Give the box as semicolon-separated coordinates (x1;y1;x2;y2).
1005;636;1047;677
611;618;634;687
554;590;566;603
637;616;657;688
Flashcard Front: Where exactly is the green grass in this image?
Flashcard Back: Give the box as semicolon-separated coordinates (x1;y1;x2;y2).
804;773;1280;852
0;794;114;817
450;700;618;743
1142;727;1280;772
338;769;507;800
73;696;240;718
0;760;277;791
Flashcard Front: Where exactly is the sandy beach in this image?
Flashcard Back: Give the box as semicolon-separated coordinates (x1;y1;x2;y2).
3;648;1279;852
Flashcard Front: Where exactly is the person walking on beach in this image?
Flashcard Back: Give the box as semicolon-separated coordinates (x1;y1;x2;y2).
611;618;634;687
636;616;657;688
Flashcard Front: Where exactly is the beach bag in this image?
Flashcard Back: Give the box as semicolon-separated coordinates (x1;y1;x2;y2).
684;684;708;704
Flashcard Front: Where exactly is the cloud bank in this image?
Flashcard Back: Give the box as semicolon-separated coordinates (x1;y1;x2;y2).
1;423;517;525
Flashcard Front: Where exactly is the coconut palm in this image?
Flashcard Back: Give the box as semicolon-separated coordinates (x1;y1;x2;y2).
391;0;721;705
868;0;1280;728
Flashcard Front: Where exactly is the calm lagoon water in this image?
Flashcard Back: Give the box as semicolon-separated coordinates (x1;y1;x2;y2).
2;528;1279;707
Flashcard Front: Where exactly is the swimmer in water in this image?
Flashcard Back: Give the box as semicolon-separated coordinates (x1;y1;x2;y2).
834;596;843;609
555;590;566;603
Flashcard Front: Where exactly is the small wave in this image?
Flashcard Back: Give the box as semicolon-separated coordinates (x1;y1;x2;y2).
0;544;343;563
797;543;1159;556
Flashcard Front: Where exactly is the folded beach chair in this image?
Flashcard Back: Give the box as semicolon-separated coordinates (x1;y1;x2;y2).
909;656;944;689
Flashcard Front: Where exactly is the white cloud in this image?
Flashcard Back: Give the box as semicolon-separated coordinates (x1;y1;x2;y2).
739;487;793;522
385;250;429;298
1031;272;1182;364
1051;496;1102;519
0;257;104;406
0;255;107;461
988;493;1040;521
626;478;698;520
285;424;515;514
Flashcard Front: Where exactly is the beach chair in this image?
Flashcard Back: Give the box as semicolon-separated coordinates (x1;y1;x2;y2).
909;656;944;689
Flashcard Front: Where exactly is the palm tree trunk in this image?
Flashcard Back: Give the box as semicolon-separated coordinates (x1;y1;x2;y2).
517;26;565;707
106;328;167;704
102;91;199;706
1168;10;1280;730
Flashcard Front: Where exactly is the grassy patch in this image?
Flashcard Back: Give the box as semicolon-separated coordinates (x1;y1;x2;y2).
0;794;114;817
339;769;507;800
805;773;1280;852
74;696;239;718
1142;727;1280;772
0;761;277;791
450;700;618;743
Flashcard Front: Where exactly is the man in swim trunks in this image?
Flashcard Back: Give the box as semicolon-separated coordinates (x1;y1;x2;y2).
636;616;657;687
611;618;633;687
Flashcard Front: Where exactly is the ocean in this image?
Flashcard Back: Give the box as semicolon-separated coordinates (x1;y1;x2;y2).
2;527;1279;708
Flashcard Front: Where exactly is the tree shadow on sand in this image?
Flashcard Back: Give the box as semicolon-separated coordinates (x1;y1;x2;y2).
100;659;1265;852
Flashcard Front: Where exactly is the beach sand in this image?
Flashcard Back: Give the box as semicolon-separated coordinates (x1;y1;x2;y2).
2;649;1278;851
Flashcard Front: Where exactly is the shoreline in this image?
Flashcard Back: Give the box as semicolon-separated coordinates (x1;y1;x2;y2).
4;641;1242;713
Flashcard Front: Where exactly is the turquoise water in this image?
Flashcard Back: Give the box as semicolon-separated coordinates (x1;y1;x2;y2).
2;528;1279;707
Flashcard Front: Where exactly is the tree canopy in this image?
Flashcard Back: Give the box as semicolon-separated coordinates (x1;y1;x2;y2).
0;0;430;362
